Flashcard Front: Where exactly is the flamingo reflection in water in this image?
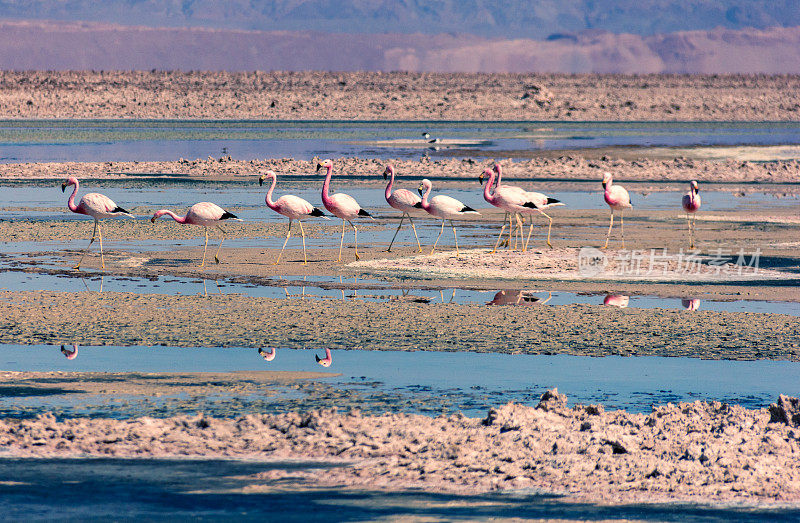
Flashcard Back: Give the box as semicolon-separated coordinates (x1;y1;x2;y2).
258;347;276;362
682;298;701;311
487;290;553;306
603;294;630;308
315;348;333;367
60;344;78;360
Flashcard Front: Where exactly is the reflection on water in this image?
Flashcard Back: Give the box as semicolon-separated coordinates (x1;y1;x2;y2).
258;347;276;362
486;290;552;306
315;348;333;367
603;294;629;308
60;344;78;360
683;298;701;311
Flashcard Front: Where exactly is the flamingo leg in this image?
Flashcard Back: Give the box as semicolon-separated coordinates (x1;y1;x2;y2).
407;215;422;252
276;220;292;265
298;220;307;264
603;210;614;249
97;222;105;269
337;219;345;262
620;211;625;249
508;213;516;250
74;219;99;270
213;225;226;264
497;212;510;248
692;213;697;249
431;220;445;254
525;211;554;251
491;221;508;254
450;220;459;256
686;214;692;249
515;214;525;252
347;220;360;261
387;213;405;252
199;227;209;268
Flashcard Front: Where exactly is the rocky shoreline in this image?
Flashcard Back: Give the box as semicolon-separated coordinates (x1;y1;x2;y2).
1;71;799;121
2;390;800;504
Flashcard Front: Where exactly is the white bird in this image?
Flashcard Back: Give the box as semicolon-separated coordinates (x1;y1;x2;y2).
151;202;242;268
383;164;422;252
417;178;479;256
317;159;372;262
259;170;326;265
479;168;530;253
682;180;701;249
258;347;277;361
601;172;633;249
62;177;134;270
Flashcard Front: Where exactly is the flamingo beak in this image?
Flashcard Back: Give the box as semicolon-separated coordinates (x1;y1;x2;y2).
315;163;323;172
602;181;607;189
383;171;388;180
417;185;424;196
479;173;485;185
61;183;67;192
150;216;157;223
258;175;265;186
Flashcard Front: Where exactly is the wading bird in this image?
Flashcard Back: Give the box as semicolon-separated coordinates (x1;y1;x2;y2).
151;202;241;268
61;177;134;270
682;180;701;249
479;168;529;252
417;178;479;256
601;172;633;249
258;347;276;361
682;298;701;311
315;348;332;367
317;159;372;262
383;164;422;252
259;170;326;265
603;294;629;308
60;344;78;360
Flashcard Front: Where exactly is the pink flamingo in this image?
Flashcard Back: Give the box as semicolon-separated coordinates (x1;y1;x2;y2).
488;163;529;249
479;168;528;252
383;164;422;252
315;348;332;367
682;180;701;249
259;170;327;265
317;159;372;262
258;347;276;361
603;294;629;308
417;179;479;256
60;344;78;360
601;172;633;249
682;298;701;311
487;290;552;306
150;202;241;268
61;177;134;270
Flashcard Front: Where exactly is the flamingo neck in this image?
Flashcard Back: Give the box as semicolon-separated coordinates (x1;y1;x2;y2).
483;171;497;203
384;169;394;201
264;175;279;211
493;166;502;190
66;183;80;213
420;184;432;210
321;165;333;206
156;210;187;223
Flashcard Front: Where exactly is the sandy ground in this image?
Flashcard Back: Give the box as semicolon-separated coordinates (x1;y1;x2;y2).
4;156;800;184
1;389;799;505
1;71;799;121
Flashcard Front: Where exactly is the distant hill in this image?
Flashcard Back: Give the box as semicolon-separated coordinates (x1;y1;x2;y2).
0;1;797;39
0;19;799;73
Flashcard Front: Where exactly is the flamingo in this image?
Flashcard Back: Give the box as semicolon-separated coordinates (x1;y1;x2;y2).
682;180;701;249
317;159;372;262
486;290;552;306
603;294;629;308
383;164;422;252
315;348;332;367
488;163;527;248
258;347;276;361
61;177;134;270
60;344;78;360
259;170;326;265
150;202;241;268
479;168;530;253
601;172;633;249
417;178;479;256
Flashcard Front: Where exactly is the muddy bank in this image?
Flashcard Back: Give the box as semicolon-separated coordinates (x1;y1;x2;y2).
2;290;800;360
4;156;800;184
1;71;799;121
3;391;800;504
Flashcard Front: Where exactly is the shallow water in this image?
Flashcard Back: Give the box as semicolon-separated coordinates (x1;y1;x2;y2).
0;120;798;163
1;344;798;417
2;269;798;315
